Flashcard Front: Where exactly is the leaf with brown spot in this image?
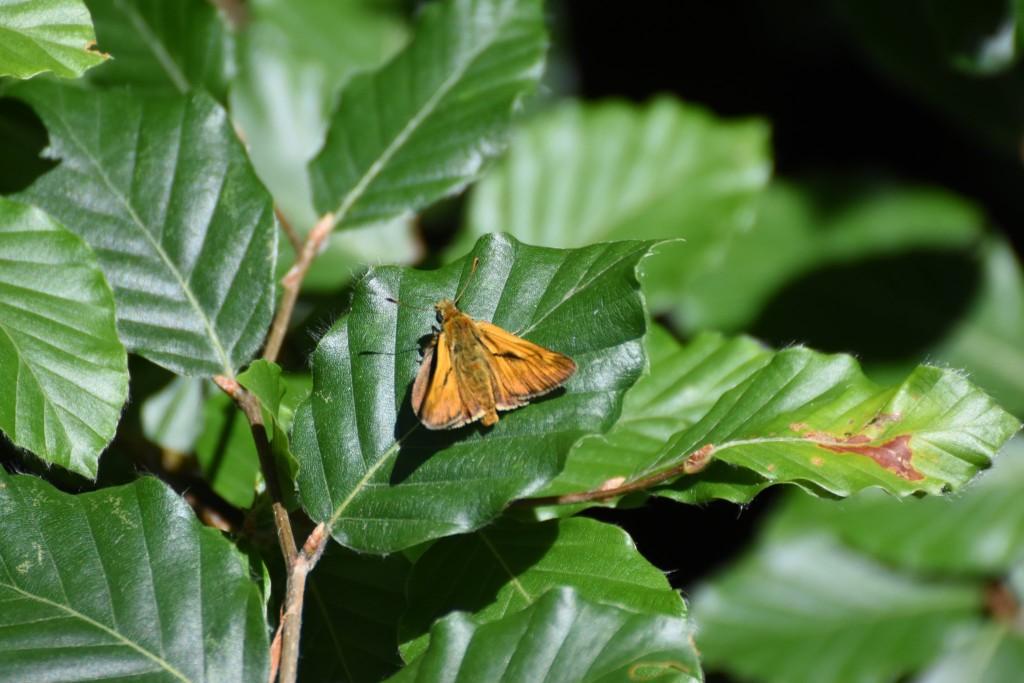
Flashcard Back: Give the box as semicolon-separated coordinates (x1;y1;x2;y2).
530;327;1019;517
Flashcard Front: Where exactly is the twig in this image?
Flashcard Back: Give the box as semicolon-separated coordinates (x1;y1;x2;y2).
213;376;297;564
262;212;335;362
276;523;330;683
513;444;715;508
275;206;302;253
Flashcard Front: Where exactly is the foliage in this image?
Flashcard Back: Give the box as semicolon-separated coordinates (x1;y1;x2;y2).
0;0;1021;682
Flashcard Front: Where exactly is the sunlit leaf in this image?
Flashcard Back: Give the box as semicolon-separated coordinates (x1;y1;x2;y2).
230;0;409;231
292;233;653;553
308;0;548;230
141;376;205;453
390;588;701;683
0;471;269;681
459;98;771;318
0;197;127;478
15;80;277;377
400;517;685;661
0;0;107;79
533;326;772;517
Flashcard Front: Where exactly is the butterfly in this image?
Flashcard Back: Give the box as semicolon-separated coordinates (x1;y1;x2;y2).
390;259;577;430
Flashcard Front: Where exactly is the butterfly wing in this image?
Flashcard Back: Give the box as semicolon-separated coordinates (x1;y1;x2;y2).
412;330;478;430
475;320;577;409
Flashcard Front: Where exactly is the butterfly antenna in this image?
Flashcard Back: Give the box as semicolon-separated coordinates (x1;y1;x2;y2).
453;257;479;305
386;295;433;311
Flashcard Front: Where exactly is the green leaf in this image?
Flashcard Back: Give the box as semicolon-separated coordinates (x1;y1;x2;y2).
391;587;700;683
302;543;410;683
0;470;269;681
195;370;309;509
458;98;771;318
918;624;1024;683
141;376;205;453
768;437;1024;576
653;349;1018;502
292;233;652;553
0;197;127;478
195;390;260;508
85;0;235;97
0;0;108;79
533;324;1018;510
308;0;548;230
15;80;277;377
924;0;1020;75
533;326;773;517
681;177;984;334
691;535;983;683
932;236;1024;418
237;359;301;508
400;517;685;662
230;0;408;231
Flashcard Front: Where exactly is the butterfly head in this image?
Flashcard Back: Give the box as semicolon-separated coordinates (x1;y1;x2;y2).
434;298;459;323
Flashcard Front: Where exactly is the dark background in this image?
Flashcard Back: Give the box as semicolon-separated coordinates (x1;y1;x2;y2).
560;0;1024;588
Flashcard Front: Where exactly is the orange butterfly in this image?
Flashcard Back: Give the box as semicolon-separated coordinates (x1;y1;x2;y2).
390;260;577;430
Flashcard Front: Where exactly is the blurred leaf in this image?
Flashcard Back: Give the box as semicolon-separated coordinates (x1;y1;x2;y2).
693;535;983;683
0;198;127;478
927;0;1020;75
389;587;701;683
15;81;277;377
0;0;107;79
309;0;548;230
0;471;269;681
85;0;234;97
230;0;409;231
916;623;1024;683
832;0;1024;149
292;234;652;553
141;376;205;453
400;517;685;661
298;218;425;293
768;437;1024;576
302;543;410;683
682;178;984;334
460;98;771;318
533;327;773;518
932;236;1024;418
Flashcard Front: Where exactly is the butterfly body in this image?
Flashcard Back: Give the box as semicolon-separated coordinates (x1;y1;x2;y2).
411;298;577;430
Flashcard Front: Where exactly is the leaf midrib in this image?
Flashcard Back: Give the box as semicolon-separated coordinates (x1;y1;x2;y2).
0;579;191;682
114;0;190;93
47;95;234;376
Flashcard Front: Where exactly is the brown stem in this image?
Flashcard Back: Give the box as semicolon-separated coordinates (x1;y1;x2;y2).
213;376;297;564
513;444;715;508
277;523;330;683
262;212;335;363
275;206;302;253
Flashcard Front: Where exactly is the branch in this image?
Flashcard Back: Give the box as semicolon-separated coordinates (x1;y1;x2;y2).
213;376;297;564
513;444;715;508
274;522;330;683
262;212;335;362
275;206;302;253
